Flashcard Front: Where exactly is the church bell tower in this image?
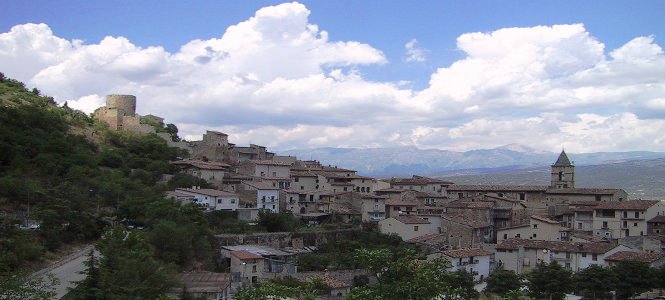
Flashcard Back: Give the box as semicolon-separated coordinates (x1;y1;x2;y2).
551;150;574;189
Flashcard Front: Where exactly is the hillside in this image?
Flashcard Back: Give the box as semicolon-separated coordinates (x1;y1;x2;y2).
439;158;665;199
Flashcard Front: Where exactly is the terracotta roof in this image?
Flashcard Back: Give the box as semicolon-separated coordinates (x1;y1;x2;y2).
442;248;492;258
375;188;405;193
531;215;561;225
648;215;665;223
242;181;282;190
392;215;431;224
360;193;388;199
442;216;492;229
445;200;494;209
248;159;292;166
177;271;230;293
290;171;318;177
385;199;419;206
604;251;665;263
448;184;548;192
406;233;447;244
553;150;573;166
496;239;615;254
390;175;454;186
230;250;264;260
176;188;237;197
321;276;351;289
594;200;659;210
546;188;624;195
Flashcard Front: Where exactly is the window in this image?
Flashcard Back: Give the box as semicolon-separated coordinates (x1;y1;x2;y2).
533;233;537;238
558;171;564;181
595;195;601;201
300;186;304;190
394;207;399;211
623;211;628;218
343;187;348;191
519;193;526;200
578;223;582;229
635;211;639;218
272;172;276;176
634;222;638;227
252;265;257;272
533;224;538;229
414;226;419;231
503;234;508;239
294;177;299;182
231;199;236;203
592;254;598;261
516;234;521;238
260;171;265;176
217;199;222;204
623;221;628;228
582;253;587;257
602;221;608;228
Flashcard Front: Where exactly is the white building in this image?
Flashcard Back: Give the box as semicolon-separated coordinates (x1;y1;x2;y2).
433;248;492;282
495;239;632;274
175;188;239;211
379;215;439;241
242;181;281;213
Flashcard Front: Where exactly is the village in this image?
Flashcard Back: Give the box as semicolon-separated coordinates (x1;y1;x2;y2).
94;94;665;299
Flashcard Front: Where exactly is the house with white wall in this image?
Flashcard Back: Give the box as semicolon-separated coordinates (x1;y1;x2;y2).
431;248;492;282
593;200;665;239
495;239;633;274
242;181;281;213
175;188;239;211
379;216;438;241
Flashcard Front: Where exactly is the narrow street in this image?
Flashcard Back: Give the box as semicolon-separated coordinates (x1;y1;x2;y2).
32;245;95;299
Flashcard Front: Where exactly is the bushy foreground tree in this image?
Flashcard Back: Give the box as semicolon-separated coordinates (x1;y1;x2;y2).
526;261;573;300
484;266;522;297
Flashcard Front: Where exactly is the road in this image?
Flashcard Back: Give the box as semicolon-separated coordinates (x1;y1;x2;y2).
33;245;95;299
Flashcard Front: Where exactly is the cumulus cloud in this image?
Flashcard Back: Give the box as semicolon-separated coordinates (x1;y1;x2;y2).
1;3;665;153
404;38;426;62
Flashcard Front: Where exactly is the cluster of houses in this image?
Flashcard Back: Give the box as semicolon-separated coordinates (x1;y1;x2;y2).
93;99;665;299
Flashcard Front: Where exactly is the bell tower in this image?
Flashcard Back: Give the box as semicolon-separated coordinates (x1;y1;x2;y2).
551;150;574;189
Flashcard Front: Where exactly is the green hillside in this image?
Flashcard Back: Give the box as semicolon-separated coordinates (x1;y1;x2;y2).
0;74;218;298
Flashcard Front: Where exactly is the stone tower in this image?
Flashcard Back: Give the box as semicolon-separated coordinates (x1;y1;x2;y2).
550;150;574;189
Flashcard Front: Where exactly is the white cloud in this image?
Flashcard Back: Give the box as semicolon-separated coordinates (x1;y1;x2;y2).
404;38;426;62
1;3;665;153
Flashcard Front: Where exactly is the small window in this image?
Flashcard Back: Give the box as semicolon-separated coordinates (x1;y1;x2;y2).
634;222;638;227
592;254;598;261
581;253;587;257
414;226;419;231
533;224;538;229
503;234;508;239
217;199;222;204
635;211;639;218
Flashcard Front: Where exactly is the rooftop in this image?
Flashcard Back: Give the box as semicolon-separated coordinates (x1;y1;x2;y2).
390;175;454;186
391;215;431;224
448;184;548;192
496;239;615;254
442;216;492;229
230;250;264;261
553;150;573;167
176;188;237;197
445;200;494;209
242;181;282;190
171;159;230;170
177;271;230;294
594;200;660;210
648;215;665;223
531;215;561;225
604;251;665;263
442;248;492;258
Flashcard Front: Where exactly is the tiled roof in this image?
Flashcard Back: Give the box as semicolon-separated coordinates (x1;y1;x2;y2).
290;171;318;177
231;250;264;260
375;188;405;193
448;184;548;192
392;215;430;224
648;215;665;223
242;181;282;190
546;188;623;195
390;175;454;186
553;150;572;166
360;193;388;199
406;233;447;244
604;251;665;263
177;188;237;197
442;216;492;229
531;215;561;225
442;248;492;258
445;200;494;209
248;159;292;166
321;276;351;289
385;199;419;206
177;271;230;293
594;200;659;210
496;239;615;254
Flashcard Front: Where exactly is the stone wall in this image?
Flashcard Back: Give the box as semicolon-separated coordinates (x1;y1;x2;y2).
215;229;356;249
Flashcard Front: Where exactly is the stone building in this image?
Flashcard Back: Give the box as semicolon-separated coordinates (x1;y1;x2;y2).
94;95;155;134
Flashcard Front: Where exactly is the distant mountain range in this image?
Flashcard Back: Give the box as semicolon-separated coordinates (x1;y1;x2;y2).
280;145;665;199
280;145;665;177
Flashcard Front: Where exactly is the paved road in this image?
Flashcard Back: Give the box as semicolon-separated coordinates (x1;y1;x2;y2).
33;245;95;299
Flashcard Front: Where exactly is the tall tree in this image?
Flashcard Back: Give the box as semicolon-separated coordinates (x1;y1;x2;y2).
484;266;522;297
573;264;617;300
612;260;655;299
526;261;573;300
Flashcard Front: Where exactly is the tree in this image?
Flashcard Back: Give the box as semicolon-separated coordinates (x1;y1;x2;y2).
572;264;617;300
612;260;655;299
67;249;102;299
348;248;468;300
442;269;478;300
0;269;58;300
526;261;573;300
484;266;522;297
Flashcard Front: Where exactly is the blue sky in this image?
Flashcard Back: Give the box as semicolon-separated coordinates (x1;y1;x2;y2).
1;1;665;152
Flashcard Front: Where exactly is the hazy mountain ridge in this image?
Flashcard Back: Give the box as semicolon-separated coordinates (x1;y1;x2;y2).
280;146;665;177
439;158;665;200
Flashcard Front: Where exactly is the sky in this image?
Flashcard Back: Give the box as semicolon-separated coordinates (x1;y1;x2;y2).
1;1;665;153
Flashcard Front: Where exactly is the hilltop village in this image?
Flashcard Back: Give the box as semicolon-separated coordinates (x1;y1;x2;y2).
84;94;665;299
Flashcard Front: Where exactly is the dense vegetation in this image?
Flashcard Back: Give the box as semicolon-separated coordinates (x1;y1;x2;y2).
0;74;217;298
